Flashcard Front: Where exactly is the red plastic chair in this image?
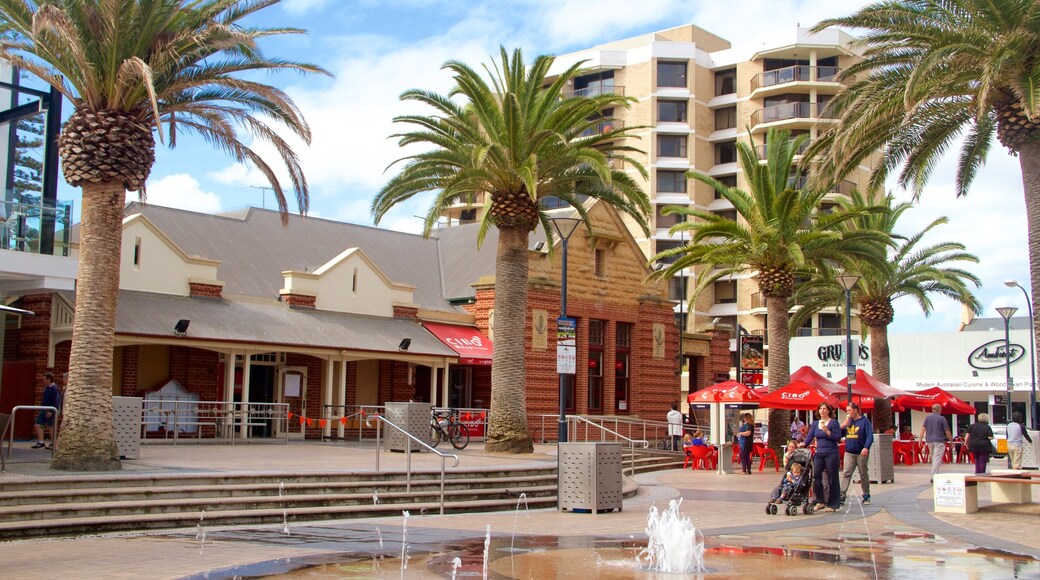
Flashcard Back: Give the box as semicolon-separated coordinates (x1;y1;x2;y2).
754;443;780;472
685;445;715;470
957;444;974;464
892;440;914;465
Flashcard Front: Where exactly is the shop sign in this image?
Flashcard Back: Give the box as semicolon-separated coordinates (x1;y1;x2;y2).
967;340;1024;369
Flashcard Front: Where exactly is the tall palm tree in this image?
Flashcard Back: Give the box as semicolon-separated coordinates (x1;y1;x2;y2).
373;48;650;453
791;191;982;431
651;128;889;451
807;0;1040;388
0;0;327;471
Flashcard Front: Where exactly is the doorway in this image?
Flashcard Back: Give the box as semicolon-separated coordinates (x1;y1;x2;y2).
449;367;472;408
248;365;275;437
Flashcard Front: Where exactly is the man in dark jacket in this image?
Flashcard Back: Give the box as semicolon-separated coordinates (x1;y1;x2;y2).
32;372;62;449
839;402;874;505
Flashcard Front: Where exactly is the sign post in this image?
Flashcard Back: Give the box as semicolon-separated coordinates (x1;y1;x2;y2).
557;317;576;442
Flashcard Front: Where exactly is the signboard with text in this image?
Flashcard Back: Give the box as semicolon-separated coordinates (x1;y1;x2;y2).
556;317;576;375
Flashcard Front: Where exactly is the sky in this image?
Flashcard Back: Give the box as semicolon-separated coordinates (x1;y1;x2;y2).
50;0;1033;335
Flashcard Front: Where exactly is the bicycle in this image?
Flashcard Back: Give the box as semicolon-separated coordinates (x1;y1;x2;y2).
430;408;470;450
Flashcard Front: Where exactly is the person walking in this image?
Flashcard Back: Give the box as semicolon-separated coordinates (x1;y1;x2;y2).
737;413;754;474
802;402;842;512
919;403;952;482
32;372;62;449
1006;412;1033;470
964;413;994;474
667;403;684;452
839;402;874;505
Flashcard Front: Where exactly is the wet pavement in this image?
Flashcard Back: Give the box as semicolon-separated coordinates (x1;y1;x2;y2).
0;441;1037;579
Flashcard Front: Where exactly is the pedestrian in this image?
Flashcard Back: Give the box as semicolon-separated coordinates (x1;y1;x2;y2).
919;403;952;482
802;402;841;512
1006;412;1033;470
964;413;994;474
839;402;873;505
32;372;62;449
737;412;754;474
667;403;683;452
790;413;806;444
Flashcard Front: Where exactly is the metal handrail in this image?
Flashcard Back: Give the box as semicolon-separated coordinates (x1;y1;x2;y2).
367;414;459;515
570;416;648;475
3;405;59;467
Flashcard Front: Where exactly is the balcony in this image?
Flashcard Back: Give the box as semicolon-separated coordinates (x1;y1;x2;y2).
795;327;848;337
750;66;842;92
756;140;810;159
1;197;74;257
750;102;837;126
580;119;625;138
565;85;626;98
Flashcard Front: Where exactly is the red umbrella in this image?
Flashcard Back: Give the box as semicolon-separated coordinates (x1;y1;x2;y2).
893;387;977;415
837;369;915;398
789;366;846;395
757;380;841;410
688;380;761;403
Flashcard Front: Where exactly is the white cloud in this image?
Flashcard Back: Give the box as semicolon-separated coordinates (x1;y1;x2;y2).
133;174;223;214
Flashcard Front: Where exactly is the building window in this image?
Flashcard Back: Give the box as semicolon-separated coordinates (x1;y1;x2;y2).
668;276;687;301
715;209;737;222
715;68;736;96
573;71;615;97
657;170;687;193
658;135;687;158
133;237;141;267
594;249;606;279
714;107;736;130
563;374;575;413
658;100;688;122
352;267;359;294
616;322;632;413
588;319;605;412
655;205;684;229
714;280;736;304
715;175;737;200
657;61;688;88
715;141;737;164
654;239;682;264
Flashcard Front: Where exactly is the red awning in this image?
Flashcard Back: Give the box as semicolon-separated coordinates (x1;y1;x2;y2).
422;322;494;366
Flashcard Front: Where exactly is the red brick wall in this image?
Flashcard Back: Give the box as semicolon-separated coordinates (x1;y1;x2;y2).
13;294;53;402
393;304;419;319
286;353;324;438
121;345;140;395
168;346;221;399
188;282;223;298
281;293;316;309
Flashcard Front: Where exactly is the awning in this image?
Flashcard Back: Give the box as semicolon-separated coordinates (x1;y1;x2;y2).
422;322;494;366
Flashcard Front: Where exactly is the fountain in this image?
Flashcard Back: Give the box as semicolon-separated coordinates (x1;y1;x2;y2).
637;499;705;573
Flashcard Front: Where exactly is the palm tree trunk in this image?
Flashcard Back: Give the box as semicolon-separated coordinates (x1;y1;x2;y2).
868;324;893;433
766;295;791;454
1020;140;1040;429
51;183;124;471
485;226;534;453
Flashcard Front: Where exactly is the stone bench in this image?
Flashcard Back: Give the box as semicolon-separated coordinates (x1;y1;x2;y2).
933;471;1039;514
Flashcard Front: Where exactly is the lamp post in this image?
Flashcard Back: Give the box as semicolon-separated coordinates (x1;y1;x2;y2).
997;306;1017;468
1005;280;1037;429
550;217;582;444
836;274;861;403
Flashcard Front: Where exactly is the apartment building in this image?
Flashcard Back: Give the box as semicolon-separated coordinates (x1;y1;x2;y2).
441;24;873;386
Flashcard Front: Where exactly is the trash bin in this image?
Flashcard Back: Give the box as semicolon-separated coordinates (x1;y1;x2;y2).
112;396;142;459
717;442;735;474
384;402;433;452
855;433;894;484
558;442;623;513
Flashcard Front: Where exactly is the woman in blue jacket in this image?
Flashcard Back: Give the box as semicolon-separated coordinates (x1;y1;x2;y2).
801;402;842;512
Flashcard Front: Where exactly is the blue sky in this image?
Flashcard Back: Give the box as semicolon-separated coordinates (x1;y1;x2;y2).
52;0;1033;334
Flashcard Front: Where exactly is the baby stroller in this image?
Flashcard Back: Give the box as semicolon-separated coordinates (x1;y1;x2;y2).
765;448;815;516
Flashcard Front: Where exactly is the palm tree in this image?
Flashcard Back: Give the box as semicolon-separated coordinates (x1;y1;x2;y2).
373;47;650;453
807;0;1040;384
651;128;889;451
0;0;327;471
791;192;982;431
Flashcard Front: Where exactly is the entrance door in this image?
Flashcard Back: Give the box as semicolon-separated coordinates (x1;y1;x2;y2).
279;367;306;440
449;367;471;408
248;366;275;437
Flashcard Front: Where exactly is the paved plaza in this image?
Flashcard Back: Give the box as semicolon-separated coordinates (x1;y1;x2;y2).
0;442;1037;579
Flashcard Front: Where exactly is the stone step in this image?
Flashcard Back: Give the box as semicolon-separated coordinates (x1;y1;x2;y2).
0;473;557;506
0;484;560;521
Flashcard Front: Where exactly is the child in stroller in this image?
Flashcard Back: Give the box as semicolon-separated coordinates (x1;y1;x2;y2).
766;447;815;515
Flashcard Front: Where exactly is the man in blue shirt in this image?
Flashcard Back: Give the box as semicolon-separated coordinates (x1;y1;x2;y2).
32;372;62;449
839;402;874;505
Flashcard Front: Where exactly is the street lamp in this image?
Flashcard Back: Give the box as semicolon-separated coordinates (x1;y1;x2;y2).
550;217;582;444
1005;279;1037;429
836;274;860;403
997;306;1017;467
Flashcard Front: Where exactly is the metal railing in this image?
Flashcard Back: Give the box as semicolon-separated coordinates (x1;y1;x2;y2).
2;406;59;470
367;414;459;515
321;404;384;441
141;399;289;444
568;416;649;475
564;84;625;98
0;197;74;256
750;102;837;126
750;66;841;91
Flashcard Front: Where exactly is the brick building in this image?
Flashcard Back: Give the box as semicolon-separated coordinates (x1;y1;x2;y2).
1;200;731;441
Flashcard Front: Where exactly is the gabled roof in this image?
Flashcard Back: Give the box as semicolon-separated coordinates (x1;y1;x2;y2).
123;203;460;313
